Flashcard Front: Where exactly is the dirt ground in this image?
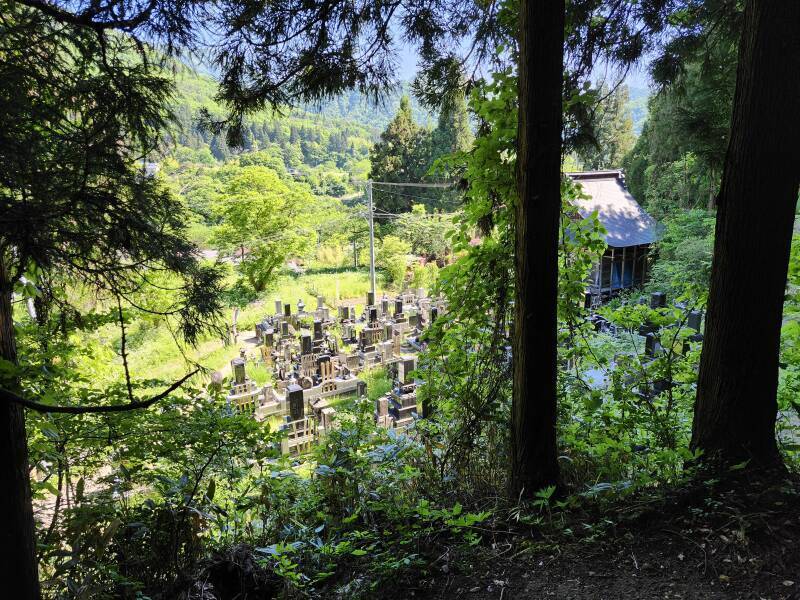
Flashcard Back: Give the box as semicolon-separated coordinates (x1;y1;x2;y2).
419;471;800;600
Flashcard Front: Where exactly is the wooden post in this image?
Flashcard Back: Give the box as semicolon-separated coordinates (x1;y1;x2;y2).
611;247;616;290
622;246;627;288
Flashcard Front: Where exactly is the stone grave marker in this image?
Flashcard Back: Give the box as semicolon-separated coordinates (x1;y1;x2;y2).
287;384;304;421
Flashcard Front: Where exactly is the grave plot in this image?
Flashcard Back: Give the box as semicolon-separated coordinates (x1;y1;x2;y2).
572;290;705;403
222;289;446;454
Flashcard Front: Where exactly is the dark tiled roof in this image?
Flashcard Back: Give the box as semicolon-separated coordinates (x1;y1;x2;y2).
568;170;660;247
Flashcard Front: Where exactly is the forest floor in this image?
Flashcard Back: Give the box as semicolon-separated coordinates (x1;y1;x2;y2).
418;470;800;600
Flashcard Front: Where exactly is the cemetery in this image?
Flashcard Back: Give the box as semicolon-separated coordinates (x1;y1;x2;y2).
222;289;444;454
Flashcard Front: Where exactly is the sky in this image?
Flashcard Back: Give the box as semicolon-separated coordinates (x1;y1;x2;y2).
394;40;653;93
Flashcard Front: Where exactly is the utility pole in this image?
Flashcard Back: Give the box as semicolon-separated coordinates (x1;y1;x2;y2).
367;180;376;296
362;180;449;297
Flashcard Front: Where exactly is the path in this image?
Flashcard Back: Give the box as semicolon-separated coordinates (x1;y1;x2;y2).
420;473;800;600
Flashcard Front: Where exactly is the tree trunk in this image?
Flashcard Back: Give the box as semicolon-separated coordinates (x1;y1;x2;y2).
511;0;564;496
691;0;800;468
707;166;716;211
0;259;41;598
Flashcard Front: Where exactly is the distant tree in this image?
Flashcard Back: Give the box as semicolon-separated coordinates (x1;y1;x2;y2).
376;236;412;286
577;84;635;170
238;148;287;174
647;209;716;296
396;204;454;261
624;21;738;213
430;94;474;161
369;96;431;212
211;166;314;291
210;134;230;161
371;94;473;212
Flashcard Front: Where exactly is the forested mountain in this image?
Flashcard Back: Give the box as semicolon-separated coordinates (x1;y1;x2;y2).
622;33;737;217
300;84;436;130
169;66;376;181
627;85;649;134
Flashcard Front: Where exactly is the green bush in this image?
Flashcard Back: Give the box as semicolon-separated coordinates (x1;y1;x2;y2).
376;235;411;286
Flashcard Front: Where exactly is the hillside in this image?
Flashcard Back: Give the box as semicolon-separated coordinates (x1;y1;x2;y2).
168;66;437;180
169;65;649;183
628;84;650;134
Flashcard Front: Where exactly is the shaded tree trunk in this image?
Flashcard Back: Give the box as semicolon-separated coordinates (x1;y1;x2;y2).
0;259;41;599
691;0;800;467
511;0;564;496
707;166;716;211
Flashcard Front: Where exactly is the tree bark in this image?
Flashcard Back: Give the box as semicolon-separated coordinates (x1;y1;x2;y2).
511;0;564;496
0;258;41;599
691;0;800;468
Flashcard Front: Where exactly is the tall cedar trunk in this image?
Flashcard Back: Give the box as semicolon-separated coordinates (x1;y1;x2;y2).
511;0;564;496
0;259;41;598
691;0;800;467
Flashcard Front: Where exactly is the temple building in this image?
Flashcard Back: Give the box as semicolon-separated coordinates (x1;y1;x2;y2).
568;170;660;299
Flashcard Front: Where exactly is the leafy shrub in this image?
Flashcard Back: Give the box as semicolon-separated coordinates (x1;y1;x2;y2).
376;235;411;286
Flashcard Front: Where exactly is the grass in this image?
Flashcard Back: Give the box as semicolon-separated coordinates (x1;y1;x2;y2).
361;367;392;402
247;363;272;385
72;268;390;390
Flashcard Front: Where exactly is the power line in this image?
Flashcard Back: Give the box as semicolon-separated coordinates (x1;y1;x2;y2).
363;179;458;296
371;188;449;204
371;181;454;189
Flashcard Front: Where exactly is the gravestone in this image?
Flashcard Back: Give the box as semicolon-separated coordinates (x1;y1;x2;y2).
367;291;375;306
650;292;667;309
287;384;304;421
275;299;283;315
638;322;657;336
398;357;417;384
393;331;402;355
645;333;660;357
284;303;292;318
377;396;389;419
313;320;323;341
231;357;246;385
301;334;313;355
687;310;702;332
394;298;404;316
